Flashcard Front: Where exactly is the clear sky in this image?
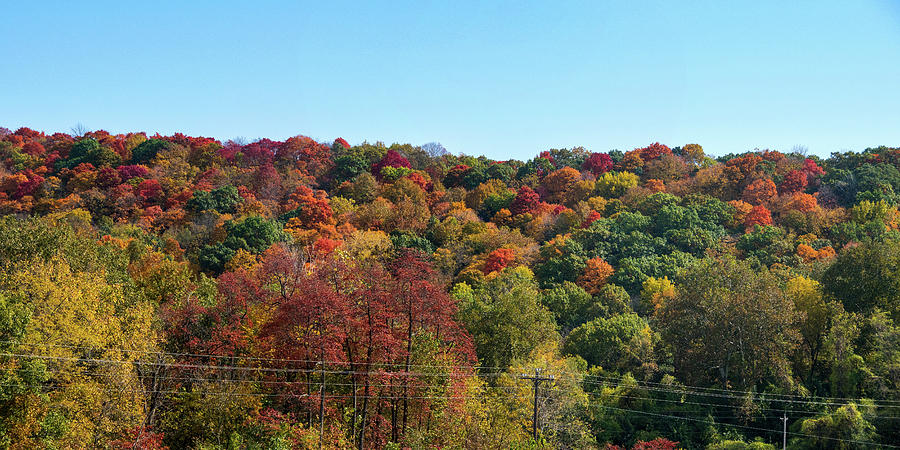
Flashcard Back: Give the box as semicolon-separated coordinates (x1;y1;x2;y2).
2;1;899;159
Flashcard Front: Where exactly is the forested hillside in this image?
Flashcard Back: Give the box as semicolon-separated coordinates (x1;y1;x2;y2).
0;126;898;449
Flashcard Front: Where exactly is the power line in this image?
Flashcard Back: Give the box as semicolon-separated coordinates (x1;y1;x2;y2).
9;349;900;412
5;352;897;448
0;352;499;378
0;380;514;401
33;363;900;422
0;340;502;371
576;376;900;409
7;339;899;409
588;404;900;449
579;372;900;405
536;382;900;421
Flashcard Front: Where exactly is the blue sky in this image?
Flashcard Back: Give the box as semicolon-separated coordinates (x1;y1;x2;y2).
2;1;899;159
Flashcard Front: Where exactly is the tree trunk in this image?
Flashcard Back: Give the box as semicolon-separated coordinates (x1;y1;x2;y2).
347;345;358;444
391;379;398;442
402;307;413;435
358;312;374;450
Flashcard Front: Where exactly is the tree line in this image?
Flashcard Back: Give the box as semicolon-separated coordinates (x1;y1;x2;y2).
0;126;897;448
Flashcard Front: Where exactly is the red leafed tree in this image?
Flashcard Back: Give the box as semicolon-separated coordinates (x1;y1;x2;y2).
779;169;808;194
724;154;763;184
443;164;471;188
281;135;333;178
259;245;308;302
1;170;44;200
162;268;262;361
13;126;42;139
260;252;399;447
632;438;679;450
241;138;281;166
638;142;672;162
389;250;472;435
136;179;164;206
4;136;24;149
405;172;430;190
313;237;342;255
760;149;784;162
802;158;825;177
483;248;515;274
583;210;602;228
371;150;411;179
118;164;150;180
741;178;777;205
333;137;350;149
22;142;46;156
251;162;283;201
96;167;122;188
260;256;349;416
343;262;401;448
510;186;540;215
538;150;556;167
744;204;773;230
582;152;613;176
218;140;242;161
109;427;168;450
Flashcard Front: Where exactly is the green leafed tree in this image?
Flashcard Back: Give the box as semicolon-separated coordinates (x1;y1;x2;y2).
563;313;656;376
454;266;558;370
822;240;900;320
656;257;799;389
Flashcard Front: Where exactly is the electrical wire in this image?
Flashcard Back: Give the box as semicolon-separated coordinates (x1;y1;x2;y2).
5;349;898;446
6;339;898;408
587;403;900;448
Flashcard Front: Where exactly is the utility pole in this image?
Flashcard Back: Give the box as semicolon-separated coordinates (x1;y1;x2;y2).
520;368;554;442
781;411;788;450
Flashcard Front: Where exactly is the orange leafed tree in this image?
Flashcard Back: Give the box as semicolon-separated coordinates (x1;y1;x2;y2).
744;204;773;230
618;150;644;171
542;167;580;194
742;178;777;205
483;248;515;274
786;192;818;213
645;179;665;193
283;186;334;228
728;200;752;227
578;257;614;295
797;244;836;262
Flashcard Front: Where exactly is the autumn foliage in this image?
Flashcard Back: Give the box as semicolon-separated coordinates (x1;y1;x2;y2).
578;257;614;295
742;178;777;205
744;204;773;230
510;185;540;215
582;152;613;175
483;247;516;274
1;125;899;448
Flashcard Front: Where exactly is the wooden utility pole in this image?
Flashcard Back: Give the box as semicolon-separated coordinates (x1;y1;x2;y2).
781;412;788;450
520;368;554;442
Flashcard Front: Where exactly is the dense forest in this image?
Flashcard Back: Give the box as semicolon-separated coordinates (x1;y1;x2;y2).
0;126;897;449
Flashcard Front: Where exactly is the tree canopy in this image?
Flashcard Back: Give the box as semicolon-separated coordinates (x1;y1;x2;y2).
0;125;897;447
